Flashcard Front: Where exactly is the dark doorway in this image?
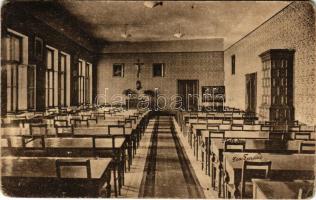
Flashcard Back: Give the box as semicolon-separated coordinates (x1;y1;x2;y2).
245;73;257;113
177;80;199;111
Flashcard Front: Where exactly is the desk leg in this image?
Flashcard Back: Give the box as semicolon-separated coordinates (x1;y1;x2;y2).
112;163;118;197
201;149;204;170
106;168;112;197
99;168;111;197
127;137;132;171
218;162;223;197
233;182;241;199
196;136;199;161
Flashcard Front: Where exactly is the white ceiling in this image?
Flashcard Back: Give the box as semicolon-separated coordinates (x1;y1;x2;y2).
59;1;290;48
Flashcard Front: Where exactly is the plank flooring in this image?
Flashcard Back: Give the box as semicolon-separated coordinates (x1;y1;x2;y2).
139;115;205;198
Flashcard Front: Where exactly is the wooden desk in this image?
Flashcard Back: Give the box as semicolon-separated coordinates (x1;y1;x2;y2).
223;153;315;198
1;157;112;197
2;136;126;195
252;179;314;199
208;139;316;196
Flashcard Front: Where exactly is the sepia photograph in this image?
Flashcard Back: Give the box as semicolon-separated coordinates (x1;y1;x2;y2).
0;0;315;199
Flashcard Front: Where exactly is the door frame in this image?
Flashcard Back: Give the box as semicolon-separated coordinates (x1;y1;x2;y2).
177;79;199;111
245;72;257;113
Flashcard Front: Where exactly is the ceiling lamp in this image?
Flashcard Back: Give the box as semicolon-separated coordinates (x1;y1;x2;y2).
174;24;184;38
144;1;163;8
121;24;131;39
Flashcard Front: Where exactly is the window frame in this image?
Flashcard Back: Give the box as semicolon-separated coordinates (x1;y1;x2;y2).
45;47;55;108
58;52;67;107
5;31;23;113
231;55;236;75
152;63;165;77
112;63;124;77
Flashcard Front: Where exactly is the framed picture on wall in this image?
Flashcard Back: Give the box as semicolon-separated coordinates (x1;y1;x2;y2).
34;36;43;61
113;63;124;77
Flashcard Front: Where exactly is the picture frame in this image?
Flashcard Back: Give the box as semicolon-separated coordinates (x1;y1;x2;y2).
34;36;43;61
113;63;124;77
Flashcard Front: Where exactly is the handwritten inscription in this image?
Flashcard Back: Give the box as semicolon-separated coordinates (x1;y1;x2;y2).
232;153;263;162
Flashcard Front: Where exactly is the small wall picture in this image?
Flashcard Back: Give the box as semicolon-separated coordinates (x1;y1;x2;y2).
34;37;43;61
113;63;124;77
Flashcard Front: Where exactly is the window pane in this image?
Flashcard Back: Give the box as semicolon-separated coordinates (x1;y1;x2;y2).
60;74;64;90
78;61;82;75
45;72;49;89
60;55;65;72
82;62;86;77
7;65;12;87
49;72;53;89
153;64;163;77
9;34;22;62
7;87;11;111
46;49;53;69
49;88;53;106
60;89;64;105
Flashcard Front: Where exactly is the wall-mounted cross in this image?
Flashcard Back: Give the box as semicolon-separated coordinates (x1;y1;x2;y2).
134;59;144;78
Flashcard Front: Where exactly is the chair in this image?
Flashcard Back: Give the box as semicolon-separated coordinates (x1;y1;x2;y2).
124;119;133;128
71;118;89;127
56;159;91;179
117;119;133;128
224;113;233;120
54;119;74;137
208;130;225;139
224;140;246;152
22;135;46;149
29;123;48;136
206;113;215;120
207;123;219;131
108;125;126;135
190;112;199;119
294;132;312;140
231;124;243;130
299;142;316;154
225;160;272;198
213;140;245;193
20;135;46;156
128;116;137;123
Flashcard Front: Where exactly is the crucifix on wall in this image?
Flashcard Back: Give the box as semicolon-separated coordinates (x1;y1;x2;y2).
134;59;144;78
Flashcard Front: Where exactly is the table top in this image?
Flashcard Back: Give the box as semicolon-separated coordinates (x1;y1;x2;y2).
1;126;133;137
224;153;315;172
211;139;316;160
2;137;125;149
1;157;111;179
252;179;314;199
201;130;270;139
183;112;245;118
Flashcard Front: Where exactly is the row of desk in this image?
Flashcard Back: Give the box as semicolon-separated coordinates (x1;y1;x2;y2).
1;107;150;197
176;110;315;199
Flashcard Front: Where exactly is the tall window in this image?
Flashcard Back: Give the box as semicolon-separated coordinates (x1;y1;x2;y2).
87;63;93;104
78;60;85;105
46;48;54;107
231;55;236;75
6;33;22;112
59;53;66;106
85;63;90;104
27;65;36;110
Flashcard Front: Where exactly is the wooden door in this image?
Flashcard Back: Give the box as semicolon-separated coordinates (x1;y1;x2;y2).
245;73;257;113
177;80;199;111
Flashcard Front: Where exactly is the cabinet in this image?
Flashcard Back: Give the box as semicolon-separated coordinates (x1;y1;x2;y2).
259;49;295;122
